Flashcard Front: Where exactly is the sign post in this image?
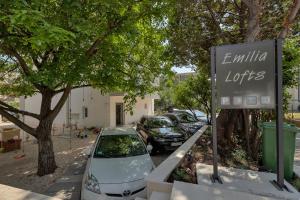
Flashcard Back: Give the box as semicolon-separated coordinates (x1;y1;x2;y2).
210;47;221;183
274;39;285;189
210;39;286;190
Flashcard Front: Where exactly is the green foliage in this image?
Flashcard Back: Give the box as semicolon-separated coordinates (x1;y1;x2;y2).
291;177;300;192
155;72;176;111
169;1;300;115
0;0;172;109
282;37;300;112
168;0;298;69
172;70;211;120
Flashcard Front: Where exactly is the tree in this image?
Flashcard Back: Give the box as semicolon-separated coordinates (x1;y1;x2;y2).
169;0;300;159
0;0;170;176
172;71;211;123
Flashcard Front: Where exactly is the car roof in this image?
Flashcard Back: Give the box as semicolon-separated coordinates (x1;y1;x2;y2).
101;127;137;136
143;115;169;120
164;112;178;116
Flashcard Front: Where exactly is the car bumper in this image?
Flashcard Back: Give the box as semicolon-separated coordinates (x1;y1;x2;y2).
155;140;185;150
81;187;147;200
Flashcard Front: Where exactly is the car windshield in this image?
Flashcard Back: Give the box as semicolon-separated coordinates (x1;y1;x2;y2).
193;110;206;117
94;134;147;158
147;117;174;128
176;113;198;123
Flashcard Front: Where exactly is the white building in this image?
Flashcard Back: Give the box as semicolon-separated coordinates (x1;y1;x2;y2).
288;87;300;112
23;87;155;130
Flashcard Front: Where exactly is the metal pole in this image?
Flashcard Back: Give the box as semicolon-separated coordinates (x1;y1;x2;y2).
210;47;219;182
69;92;72;150
275;39;284;188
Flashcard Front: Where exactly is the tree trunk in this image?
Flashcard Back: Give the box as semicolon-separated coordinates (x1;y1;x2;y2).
36;90;57;176
243;110;250;155
36;119;57;176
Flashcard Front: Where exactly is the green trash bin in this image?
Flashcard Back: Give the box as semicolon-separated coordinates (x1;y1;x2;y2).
261;122;298;180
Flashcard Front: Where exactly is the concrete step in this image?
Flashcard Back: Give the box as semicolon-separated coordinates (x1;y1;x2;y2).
196;163;299;200
149;191;170;200
170;181;279;200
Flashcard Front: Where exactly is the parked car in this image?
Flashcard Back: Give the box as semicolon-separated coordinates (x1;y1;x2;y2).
174;109;209;124
136;116;187;154
81;127;154;200
163;112;204;135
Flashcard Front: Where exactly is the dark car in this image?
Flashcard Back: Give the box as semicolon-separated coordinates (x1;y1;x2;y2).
136;116;187;154
174;109;209;124
163;112;204;136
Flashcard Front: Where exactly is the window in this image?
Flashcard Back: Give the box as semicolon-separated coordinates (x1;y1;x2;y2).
146;117;174;128
94;134;147;158
82;106;88;118
165;115;178;123
176;113;197;123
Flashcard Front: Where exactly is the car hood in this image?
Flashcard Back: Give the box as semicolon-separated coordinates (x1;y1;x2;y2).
90;154;152;184
150;127;184;137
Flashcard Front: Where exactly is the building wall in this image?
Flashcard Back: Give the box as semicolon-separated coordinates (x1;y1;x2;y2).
288;87;300;112
109;96;154;127
23;88;154;130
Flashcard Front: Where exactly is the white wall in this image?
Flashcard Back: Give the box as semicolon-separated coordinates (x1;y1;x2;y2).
24;88;155;129
109;96;154;127
82;88;109;128
288;87;300;112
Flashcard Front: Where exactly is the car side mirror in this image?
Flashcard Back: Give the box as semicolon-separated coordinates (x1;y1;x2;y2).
146;144;153;153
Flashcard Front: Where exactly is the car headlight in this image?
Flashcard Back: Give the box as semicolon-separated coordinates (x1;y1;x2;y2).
84;173;101;194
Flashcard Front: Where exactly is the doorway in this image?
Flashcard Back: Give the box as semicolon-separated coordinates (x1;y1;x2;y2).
116;103;124;126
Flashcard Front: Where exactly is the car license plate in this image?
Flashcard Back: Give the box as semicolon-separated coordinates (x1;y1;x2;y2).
171;142;182;146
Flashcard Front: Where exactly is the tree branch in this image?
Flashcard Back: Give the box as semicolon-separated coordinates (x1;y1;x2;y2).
0;100;40;119
278;0;300;38
0;44;44;91
54;84;91;94
0;44;31;75
204;1;225;39
85;4;134;57
243;0;261;42
48;86;72;120
0;108;36;137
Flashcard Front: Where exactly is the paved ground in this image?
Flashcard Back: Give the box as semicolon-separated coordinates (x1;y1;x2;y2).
43;151;170;200
0;133;96;194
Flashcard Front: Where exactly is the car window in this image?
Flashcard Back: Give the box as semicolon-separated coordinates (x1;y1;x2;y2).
94;134;147;158
165;115;178;123
146;117;174;128
177;113;198;123
194;110;206;117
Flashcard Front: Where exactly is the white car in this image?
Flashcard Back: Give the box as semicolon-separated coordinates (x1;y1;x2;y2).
81;127;154;200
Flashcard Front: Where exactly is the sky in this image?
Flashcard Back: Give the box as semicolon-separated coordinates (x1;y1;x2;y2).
172;66;195;74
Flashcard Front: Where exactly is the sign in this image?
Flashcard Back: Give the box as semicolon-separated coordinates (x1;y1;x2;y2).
216;40;275;109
